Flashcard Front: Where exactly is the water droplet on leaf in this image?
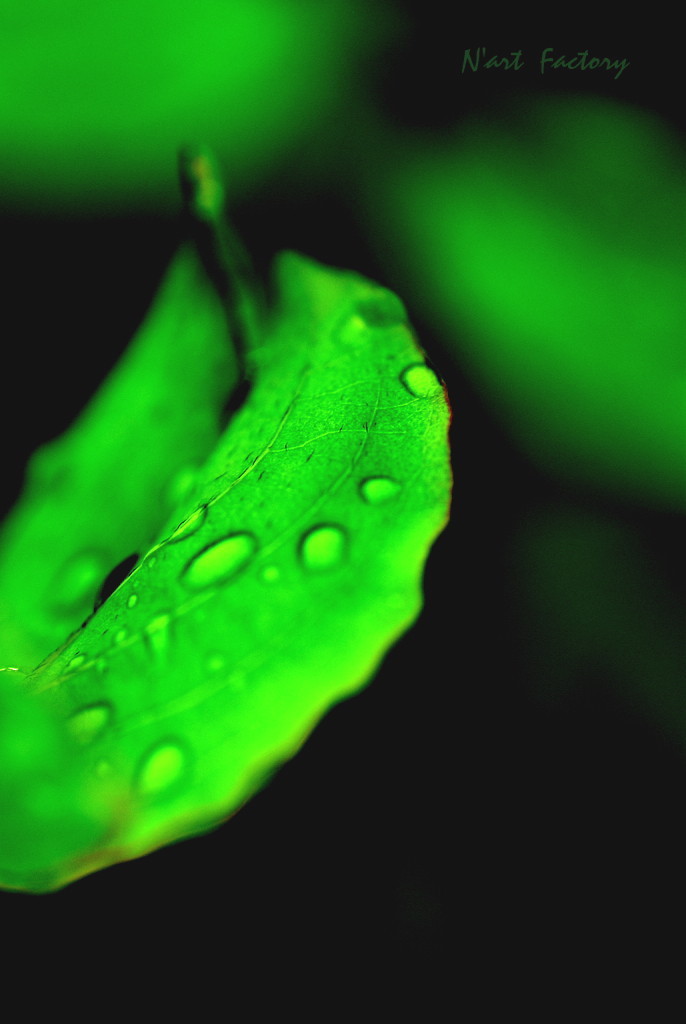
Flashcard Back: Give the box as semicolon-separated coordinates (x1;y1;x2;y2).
400;363;442;398
136;741;187;797
337;294;407;345
359;476;401;505
67;702;112;744
355;293;407;328
170;505;208;542
182;532;257;590
299;525;347;571
145;613;172;657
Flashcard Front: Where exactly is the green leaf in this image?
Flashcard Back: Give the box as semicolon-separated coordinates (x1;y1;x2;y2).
0;243;237;674
0;220;451;891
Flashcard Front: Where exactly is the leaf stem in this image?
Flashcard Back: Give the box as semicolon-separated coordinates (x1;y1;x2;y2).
178;145;261;384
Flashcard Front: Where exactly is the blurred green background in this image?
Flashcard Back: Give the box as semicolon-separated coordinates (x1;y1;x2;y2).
0;2;683;999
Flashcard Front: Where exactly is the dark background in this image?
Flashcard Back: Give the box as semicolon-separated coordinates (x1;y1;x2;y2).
0;11;683;1003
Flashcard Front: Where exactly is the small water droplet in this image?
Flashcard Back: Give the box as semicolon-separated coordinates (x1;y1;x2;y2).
206;652;226;673
170;505;208;542
355;293;407;328
114;628;128;645
261;565;280;583
52;550;105;611
400;363;442;398
182;532;258;590
359;476;401;505
145;613;172;657
337;294;407;345
337;312;368;345
127;594;138;609
68;653;86;670
299;524;347;571
135;740;187;797
67;702;112;744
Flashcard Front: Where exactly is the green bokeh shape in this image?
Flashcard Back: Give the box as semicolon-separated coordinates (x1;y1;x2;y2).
0;0;376;209
375;95;686;510
0;247;451;892
512;506;686;738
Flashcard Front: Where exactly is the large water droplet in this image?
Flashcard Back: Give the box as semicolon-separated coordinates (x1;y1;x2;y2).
68;653;86;671
359;476;401;505
400;363;442;398
299;524;347;571
170;505;208;542
127;594;138;609
182;532;257;590
67;702;112;744
52;550;105;611
135;741;187;797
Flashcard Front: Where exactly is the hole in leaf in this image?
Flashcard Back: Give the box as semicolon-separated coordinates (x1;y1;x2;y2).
93;553;139;611
219;379;252;431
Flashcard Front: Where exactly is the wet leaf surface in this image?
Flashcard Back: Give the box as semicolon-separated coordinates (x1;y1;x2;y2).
0;241;451;892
